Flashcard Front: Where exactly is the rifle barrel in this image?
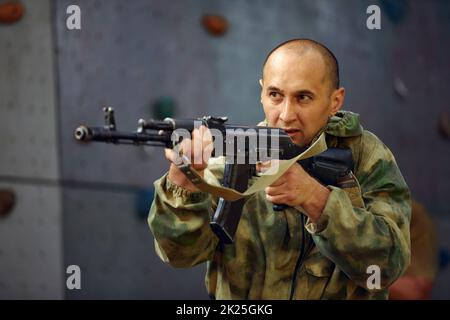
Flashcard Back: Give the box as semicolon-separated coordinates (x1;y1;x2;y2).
74;126;171;145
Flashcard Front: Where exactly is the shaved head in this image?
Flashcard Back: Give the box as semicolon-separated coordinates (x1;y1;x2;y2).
263;39;340;90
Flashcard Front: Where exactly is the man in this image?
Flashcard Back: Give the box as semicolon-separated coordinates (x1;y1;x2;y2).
148;39;411;299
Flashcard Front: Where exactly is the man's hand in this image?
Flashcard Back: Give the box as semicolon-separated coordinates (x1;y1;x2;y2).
262;162;330;223
165;126;213;192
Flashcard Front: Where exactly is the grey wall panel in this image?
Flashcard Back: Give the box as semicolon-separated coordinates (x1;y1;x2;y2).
0;183;64;299
0;0;59;180
0;0;64;299
63;187;206;299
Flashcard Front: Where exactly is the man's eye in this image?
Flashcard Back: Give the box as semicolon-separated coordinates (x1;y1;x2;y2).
269;92;279;98
298;94;311;102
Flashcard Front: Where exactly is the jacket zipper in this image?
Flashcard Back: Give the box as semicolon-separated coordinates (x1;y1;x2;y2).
289;214;306;300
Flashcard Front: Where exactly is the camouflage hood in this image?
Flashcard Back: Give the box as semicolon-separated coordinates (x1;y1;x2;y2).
259;110;364;142
325;110;363;138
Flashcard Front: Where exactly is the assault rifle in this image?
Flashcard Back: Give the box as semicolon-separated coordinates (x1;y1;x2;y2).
75;107;354;244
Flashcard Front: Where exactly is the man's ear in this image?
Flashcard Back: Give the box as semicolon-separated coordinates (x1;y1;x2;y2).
259;79;264;104
330;87;345;116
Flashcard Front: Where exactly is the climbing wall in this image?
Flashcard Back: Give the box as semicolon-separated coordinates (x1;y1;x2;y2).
53;0;450;299
0;0;448;299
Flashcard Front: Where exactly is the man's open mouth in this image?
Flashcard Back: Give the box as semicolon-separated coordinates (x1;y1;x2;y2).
283;128;301;136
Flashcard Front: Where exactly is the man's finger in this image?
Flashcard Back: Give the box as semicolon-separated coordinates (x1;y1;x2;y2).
265;184;287;196
256;160;273;174
192;128;204;165
173;138;191;165
270;175;287;187
201;126;213;158
266;193;289;205
165;148;174;162
203;140;214;164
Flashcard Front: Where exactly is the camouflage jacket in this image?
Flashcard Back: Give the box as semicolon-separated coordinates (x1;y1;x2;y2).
148;111;411;300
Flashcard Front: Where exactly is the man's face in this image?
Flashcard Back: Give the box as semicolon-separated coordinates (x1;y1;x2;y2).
260;50;343;147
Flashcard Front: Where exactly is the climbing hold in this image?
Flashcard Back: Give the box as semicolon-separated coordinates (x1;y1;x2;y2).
438;111;450;140
393;78;408;100
380;0;408;24
201;14;228;37
153;96;177;120
0;1;24;24
0;189;15;218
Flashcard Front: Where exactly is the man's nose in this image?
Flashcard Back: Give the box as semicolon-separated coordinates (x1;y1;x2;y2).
279;99;297;123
